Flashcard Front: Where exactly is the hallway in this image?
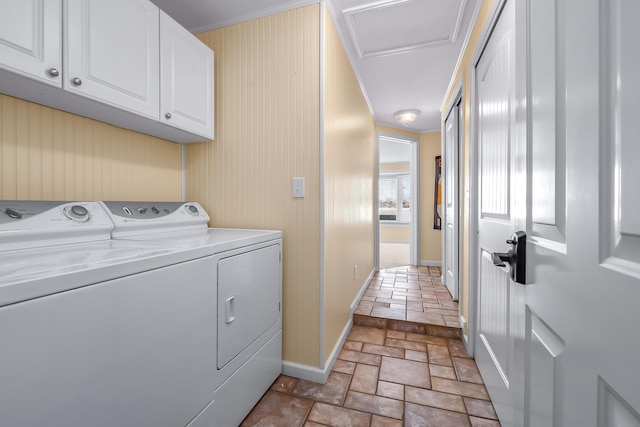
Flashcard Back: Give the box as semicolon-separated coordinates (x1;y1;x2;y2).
242;266;500;426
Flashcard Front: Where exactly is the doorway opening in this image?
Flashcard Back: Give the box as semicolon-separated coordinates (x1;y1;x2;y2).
377;133;419;269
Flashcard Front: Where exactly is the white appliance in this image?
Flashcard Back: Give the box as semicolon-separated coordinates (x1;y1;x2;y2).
0;201;221;427
99;201;283;427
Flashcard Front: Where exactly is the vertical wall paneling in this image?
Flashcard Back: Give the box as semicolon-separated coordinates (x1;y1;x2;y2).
323;7;376;363
0;94;182;201
188;5;322;367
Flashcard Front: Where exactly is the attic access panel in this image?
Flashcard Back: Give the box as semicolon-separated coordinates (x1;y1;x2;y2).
344;0;466;58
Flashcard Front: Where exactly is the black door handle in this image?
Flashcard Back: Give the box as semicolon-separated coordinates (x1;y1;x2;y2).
492;231;526;284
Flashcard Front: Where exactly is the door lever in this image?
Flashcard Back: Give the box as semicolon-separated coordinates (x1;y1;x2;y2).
492;251;511;267
492;231;526;284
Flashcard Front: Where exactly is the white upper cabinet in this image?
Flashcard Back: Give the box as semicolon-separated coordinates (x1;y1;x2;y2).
160;11;214;140
0;0;213;143
0;0;62;87
64;0;160;120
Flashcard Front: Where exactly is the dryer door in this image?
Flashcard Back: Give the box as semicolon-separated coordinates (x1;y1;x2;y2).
217;243;281;368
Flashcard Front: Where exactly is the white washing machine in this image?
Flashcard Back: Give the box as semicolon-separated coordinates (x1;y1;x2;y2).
99;201;283;427
0;201;220;427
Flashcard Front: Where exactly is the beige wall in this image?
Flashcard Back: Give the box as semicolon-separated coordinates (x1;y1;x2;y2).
323;7;376;363
375;125;442;265
380;162;409;172
380;225;410;243
186;4;322;368
0;94;181;201
441;0;497;332
419;131;442;264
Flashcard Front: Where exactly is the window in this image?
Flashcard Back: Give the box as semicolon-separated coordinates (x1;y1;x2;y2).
379;174;410;222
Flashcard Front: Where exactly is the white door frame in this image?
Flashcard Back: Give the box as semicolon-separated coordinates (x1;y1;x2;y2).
467;0;509;357
442;79;463;302
376;131;420;269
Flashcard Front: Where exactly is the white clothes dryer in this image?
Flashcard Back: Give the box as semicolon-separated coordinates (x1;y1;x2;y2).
99;201;283;427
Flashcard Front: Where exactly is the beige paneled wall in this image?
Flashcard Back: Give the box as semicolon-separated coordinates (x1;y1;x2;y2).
441;0;496;331
323;7;376;363
0;94;182;201
419;131;442;264
186;5;322;367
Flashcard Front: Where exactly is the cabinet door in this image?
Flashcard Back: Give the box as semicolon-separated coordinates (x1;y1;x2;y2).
64;0;159;119
0;0;62;87
160;11;214;140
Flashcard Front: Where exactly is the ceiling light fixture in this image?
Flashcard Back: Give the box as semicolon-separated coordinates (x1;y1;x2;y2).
394;109;420;127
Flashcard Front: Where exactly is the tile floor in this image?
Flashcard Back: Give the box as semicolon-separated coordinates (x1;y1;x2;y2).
241;266;501;426
355;266;460;328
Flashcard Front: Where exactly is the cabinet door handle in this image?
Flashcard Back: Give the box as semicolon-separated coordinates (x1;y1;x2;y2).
165;113;172;119
48;68;59;77
72;77;82;86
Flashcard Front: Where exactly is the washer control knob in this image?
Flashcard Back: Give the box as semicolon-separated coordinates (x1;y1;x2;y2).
151;206;160;214
186;205;199;216
138;207;148;214
64;204;90;222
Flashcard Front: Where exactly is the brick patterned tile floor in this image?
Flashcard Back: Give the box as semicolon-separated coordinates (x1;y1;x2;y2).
241;266;501;426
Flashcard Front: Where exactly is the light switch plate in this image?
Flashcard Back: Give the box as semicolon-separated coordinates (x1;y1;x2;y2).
292;177;305;198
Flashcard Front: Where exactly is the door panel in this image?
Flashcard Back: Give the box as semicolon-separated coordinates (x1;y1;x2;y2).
64;0;160;119
217;244;281;369
521;0;640;425
444;103;460;299
528;0;567;250
601;0;640;271
479;251;510;385
474;2;516;423
525;308;564;427
0;0;61;87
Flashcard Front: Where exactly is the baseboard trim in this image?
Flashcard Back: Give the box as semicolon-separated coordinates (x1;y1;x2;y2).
282;361;328;384
419;260;442;267
283;268;376;385
350;268;376;314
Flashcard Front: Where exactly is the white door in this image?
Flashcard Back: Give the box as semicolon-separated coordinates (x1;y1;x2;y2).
0;0;61;87
473;0;519;425
444;99;461;300
160;11;214;140
64;0;159;119
515;0;640;425
474;0;640;426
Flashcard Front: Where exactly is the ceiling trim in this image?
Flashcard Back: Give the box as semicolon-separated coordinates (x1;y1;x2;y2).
343;0;467;58
441;0;482;111
188;0;320;33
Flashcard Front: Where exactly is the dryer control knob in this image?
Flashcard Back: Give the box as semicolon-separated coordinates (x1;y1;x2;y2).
64;205;90;222
186;205;199;216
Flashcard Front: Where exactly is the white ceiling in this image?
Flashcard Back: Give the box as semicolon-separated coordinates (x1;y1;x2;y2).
149;0;480;132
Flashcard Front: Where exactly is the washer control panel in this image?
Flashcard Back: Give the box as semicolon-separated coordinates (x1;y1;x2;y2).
99;201;210;237
0;201;113;251
101;202;202;219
